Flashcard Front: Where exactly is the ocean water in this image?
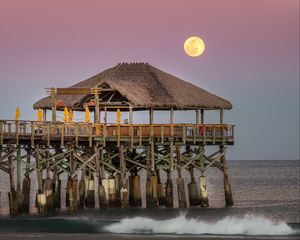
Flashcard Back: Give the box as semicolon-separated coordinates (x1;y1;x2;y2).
0;160;299;240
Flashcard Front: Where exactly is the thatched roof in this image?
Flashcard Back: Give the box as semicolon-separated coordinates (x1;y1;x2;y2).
33;63;232;110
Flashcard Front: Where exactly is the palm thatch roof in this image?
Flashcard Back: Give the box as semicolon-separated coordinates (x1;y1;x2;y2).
33;63;232;110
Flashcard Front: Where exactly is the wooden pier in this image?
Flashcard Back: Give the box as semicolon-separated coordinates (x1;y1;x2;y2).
0;63;235;215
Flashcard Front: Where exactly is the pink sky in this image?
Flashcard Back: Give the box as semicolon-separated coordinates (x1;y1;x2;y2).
0;0;299;160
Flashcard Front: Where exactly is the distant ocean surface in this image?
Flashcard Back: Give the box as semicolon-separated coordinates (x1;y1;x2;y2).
0;160;299;240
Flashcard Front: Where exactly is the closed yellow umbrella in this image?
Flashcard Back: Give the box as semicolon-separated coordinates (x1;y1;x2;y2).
15;106;20;121
116;108;121;124
69;109;73;122
85;106;91;123
37;109;43;122
63;107;68;122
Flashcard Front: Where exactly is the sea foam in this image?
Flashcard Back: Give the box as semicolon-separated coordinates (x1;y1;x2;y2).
105;213;295;235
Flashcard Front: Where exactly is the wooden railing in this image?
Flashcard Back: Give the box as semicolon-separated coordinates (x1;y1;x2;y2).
0;120;234;146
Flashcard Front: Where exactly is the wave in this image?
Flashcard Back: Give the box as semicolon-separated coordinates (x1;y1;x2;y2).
104;213;295;235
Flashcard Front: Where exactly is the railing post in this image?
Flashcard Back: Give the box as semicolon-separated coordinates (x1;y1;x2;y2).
31;122;35;147
75;123;79;147
139;125;142;146
160;125;164;144
47;123;50;147
61;124;65;147
0;121;3;145
182;125;186;144
16;121;19;146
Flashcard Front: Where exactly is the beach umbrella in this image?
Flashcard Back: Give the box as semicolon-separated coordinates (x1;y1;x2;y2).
69;109;73;122
85;106;91;123
116;108;121;124
37;109;43;122
63;107;68;122
15;106;20;121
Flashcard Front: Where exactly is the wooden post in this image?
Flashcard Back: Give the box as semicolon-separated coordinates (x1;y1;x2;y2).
94;89;100;124
22;147;31;213
201;109;204;124
16;147;21;191
95;147;108;208
156;168;166;206
176;145;186;208
170;107;174;137
85;172;95;208
199;146;209;207
129;105;133;149
187;146;200;206
196;108;200;125
44;150;54;212
51;88;57;122
78;167;86;209
43;109;47;121
119;145;128;208
149;108;154;125
0;121;3;145
220;145;233;206
165;147;173;207
35;144;46;213
145;145;157;207
220;109;224;124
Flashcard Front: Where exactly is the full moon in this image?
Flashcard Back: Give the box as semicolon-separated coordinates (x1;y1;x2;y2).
184;36;205;57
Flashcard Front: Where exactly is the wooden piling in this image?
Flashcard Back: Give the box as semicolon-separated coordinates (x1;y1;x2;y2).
145;146;158;207
119;145;128;208
53;171;61;209
188;165;200;206
165;146;174;208
96;148;108;208
176;145;187;208
108;174;116;207
22;147;31;213
85;173;95;208
199;146;209;207
156;168;165;206
78;169;86;209
220;145;233;206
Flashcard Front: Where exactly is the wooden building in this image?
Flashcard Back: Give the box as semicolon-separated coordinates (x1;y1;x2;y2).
0;63;234;215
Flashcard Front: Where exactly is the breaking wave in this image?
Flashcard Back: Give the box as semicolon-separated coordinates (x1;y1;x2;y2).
105;213;295;235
